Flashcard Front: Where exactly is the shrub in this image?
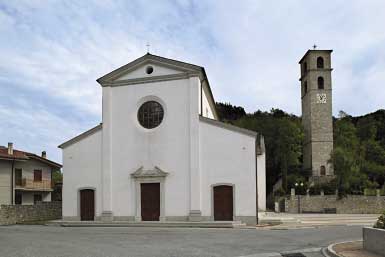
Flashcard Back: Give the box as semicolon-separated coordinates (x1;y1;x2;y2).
364;188;377;196
308;180;337;195
374;212;385;229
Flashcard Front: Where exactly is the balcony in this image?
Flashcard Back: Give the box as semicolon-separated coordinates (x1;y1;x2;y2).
15;178;53;191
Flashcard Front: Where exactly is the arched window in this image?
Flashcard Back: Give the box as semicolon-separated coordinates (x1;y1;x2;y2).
317;57;324;69
320;165;326;176
303;62;307;74
304;81;308;94
318;77;324;89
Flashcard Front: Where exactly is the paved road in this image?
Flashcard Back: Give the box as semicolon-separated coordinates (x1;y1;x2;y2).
0;225;364;257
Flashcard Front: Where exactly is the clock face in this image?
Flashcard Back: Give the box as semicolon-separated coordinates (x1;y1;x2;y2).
316;93;327;104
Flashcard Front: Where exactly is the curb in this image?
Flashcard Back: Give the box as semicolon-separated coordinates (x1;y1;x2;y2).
321;245;339;257
321;240;362;257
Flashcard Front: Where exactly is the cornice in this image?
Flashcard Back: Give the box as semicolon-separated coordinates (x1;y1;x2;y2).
100;72;201;87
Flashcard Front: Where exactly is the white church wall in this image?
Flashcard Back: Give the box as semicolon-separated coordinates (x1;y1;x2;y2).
199;121;257;220
107;77;199;217
257;152;266;211
199;81;215;119
62;129;102;219
117;63;182;81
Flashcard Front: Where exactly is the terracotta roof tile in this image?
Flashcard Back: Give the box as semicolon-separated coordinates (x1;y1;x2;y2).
0;146;62;168
0;147;28;160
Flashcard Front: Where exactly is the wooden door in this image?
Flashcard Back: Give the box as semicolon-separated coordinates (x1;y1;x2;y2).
80;189;95;221
141;183;160;221
214;185;233;221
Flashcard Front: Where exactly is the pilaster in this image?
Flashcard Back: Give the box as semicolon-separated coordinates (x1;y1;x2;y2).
188;76;202;221
101;87;113;220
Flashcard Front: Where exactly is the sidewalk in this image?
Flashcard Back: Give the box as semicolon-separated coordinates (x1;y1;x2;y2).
259;212;378;227
325;241;383;257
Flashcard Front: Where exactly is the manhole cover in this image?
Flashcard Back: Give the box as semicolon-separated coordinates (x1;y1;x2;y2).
281;253;306;257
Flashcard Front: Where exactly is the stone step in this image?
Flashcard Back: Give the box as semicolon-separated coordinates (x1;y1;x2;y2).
47;220;246;228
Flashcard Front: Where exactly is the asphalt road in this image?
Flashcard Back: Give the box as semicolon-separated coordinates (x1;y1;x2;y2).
0;225;364;257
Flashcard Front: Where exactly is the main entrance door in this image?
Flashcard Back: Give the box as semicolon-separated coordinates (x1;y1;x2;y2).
141;183;160;221
213;185;233;221
80;189;95;221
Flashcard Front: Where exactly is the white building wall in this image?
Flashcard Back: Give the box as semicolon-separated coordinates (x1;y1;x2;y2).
199;82;215;119
107;77;197;218
18;191;50;205
257;152;266;211
199;121;257;222
14;159;52;182
0;161;11;205
62;129;102;219
118;64;182;80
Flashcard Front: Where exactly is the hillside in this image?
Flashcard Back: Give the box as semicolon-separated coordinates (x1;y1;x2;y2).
215;102;385;195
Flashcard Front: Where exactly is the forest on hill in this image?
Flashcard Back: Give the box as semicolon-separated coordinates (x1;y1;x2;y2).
215;102;385;196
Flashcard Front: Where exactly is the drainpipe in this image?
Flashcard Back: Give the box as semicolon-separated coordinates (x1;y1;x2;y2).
11;158;15;204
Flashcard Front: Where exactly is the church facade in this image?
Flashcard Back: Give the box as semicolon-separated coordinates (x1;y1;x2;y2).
59;54;266;225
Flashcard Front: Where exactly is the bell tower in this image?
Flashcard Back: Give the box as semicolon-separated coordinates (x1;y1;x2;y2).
299;49;334;179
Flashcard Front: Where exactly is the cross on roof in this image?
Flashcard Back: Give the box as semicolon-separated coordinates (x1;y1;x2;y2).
146;43;150;53
313;44;317;50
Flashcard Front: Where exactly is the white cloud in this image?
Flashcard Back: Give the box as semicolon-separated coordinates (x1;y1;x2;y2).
0;0;385;163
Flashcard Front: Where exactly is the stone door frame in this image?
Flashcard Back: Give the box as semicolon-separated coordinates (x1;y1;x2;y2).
131;166;168;222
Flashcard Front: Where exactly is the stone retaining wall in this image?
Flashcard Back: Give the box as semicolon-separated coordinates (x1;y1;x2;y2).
285;195;385;214
0;201;62;225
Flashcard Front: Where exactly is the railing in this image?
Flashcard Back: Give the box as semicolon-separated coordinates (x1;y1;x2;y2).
15;178;53;190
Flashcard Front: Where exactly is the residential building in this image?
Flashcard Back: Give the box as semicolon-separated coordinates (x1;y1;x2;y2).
0;143;62;205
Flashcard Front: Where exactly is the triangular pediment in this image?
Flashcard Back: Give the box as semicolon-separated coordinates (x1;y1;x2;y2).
131;166;169;178
97;53;203;85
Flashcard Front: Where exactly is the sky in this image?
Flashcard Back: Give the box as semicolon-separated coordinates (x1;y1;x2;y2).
1;0;385;163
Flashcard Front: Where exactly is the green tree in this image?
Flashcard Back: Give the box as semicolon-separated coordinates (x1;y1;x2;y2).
52;170;62;184
331;117;360;196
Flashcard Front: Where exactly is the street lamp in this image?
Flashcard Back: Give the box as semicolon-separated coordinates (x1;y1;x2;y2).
295;182;304;213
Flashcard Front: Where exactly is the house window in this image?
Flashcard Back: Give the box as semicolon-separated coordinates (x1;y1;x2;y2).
34;170;42;182
15;168;22;186
318;77;324;89
304;81;308;94
317;57;324;69
138;101;164;129
15;191;22;205
34;194;42;204
320;165;326;176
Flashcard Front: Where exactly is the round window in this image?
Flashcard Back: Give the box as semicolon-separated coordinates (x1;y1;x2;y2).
137;101;164;129
146;66;154;74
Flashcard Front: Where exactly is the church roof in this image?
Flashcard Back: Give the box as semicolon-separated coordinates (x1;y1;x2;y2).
58;123;102;149
199;116;265;155
199;116;258;138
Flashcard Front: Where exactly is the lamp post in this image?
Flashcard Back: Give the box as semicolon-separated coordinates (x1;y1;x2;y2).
295;182;304;213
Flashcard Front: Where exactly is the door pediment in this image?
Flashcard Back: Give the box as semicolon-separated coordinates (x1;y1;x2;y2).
131;166;169;179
